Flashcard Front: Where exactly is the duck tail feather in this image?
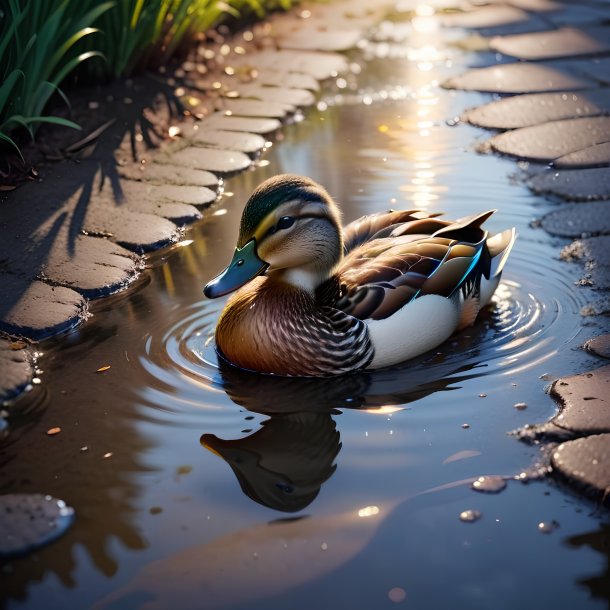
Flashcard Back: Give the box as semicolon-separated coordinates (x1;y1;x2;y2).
487;227;517;278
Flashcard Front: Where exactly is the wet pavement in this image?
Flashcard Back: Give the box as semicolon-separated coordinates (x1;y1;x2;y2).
1;0;610;607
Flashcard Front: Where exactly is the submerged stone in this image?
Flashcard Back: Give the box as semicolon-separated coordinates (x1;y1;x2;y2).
552;434;610;506
0;493;75;557
489;116;610;162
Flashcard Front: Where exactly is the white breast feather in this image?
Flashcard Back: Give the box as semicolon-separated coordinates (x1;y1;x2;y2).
366;294;460;369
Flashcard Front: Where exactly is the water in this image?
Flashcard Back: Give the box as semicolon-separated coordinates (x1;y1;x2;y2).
2;14;609;610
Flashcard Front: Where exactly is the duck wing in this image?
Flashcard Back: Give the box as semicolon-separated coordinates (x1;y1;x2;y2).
335;211;496;321
342;209;446;253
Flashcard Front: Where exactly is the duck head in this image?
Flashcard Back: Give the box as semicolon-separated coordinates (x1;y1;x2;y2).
204;174;343;298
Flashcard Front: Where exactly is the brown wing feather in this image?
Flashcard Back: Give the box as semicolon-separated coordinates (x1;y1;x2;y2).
334;211;496;321
342;210;446;253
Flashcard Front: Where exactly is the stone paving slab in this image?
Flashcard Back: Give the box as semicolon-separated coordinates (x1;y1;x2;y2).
463;89;610;129
443;62;595;93
552;434;610;506
157;146;251;175
575;57;610;85
232;85;316;107
490;26;610;61
548;3;610;27
221;98;294;119
179;125;266;154
489;116;610;162
201;113;282;135
232;49;349;80
541;201;610;238
584;334;610;359
7;233;139;298
561;235;610;290
255;70;320;91
0;341;33;402
554;142;610;169
118;161;219;188
550;364;610;435
278;28;363;52
0;275;87;339
442;5;545;29
528;167;610;200
84;206;180;253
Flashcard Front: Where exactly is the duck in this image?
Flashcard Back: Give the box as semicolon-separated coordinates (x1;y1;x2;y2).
204;174;516;377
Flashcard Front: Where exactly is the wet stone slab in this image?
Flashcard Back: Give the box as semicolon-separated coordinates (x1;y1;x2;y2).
490;26;610;61
118;160;219;188
254;70;320;92
443;62;595;93
550;365;610;435
554;142;610;170
561;235;610;290
584;334;610;359
201;113;282;135
232;85;316;108
84;206;180;253
0;494;75;558
278;29;363;53
233;49;349;80
583;334;610;359
541;201;610;238
463;89;610;130
180;125;267;154
220;98;294;119
0;341;33;403
528;167;610;200
160;146;251;175
0;275;87;340
489;117;610;163
442;5;551;35
552;434;610;506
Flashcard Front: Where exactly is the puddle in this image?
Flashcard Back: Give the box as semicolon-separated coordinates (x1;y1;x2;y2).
2;15;609;610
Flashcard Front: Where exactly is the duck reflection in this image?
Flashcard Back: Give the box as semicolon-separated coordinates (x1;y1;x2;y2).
201;353;484;512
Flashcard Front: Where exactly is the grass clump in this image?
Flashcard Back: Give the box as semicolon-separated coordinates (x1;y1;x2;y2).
0;0;296;164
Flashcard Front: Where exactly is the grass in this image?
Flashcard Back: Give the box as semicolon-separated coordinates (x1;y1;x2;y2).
0;0;297;164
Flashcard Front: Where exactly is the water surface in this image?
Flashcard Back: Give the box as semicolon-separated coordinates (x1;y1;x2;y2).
2;12;609;610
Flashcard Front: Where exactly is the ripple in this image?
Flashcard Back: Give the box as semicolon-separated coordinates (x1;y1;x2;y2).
134;240;584;422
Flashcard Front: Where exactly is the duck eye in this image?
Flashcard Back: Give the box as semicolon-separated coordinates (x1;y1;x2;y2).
276;216;295;230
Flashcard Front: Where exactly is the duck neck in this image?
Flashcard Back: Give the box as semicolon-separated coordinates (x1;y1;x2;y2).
269;265;335;293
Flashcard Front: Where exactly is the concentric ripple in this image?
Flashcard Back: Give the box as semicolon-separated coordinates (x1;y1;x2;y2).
134;240;585;422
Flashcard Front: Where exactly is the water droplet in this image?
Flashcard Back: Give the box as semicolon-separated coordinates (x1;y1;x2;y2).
472;476;507;494
514;402;527;410
459;509;482;523
461;423;470;429
321;542;328;551
538;520;559;534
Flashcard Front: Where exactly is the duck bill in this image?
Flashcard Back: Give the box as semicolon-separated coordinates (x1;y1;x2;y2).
203;239;268;298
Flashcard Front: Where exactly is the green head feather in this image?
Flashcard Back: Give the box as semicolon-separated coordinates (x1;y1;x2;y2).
237;174;332;247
